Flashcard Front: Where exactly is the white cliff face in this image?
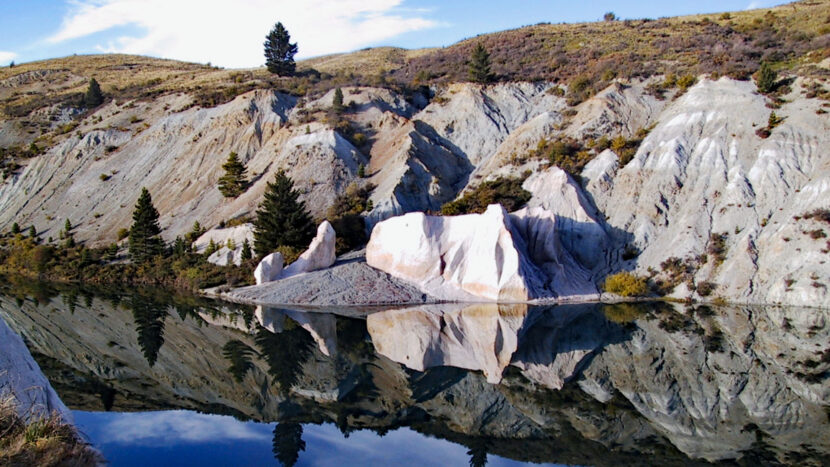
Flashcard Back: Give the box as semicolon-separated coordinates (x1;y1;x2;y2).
586;77;830;307
1;76;828;307
282;221;337;278
366;205;549;301
0;315;70;421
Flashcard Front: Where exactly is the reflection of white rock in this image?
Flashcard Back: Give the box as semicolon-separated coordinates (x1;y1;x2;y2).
367;303;528;383
0;316;71;421
367;205;546;301
254;306;337;357
254;252;284;285
282;221;337;278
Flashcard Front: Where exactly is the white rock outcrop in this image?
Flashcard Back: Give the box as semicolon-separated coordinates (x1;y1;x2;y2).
282;221;337;278
510;207;597;298
193;224;254;254
366;204;549;301
254;252;284;285
207;246;243;267
0;316;70;421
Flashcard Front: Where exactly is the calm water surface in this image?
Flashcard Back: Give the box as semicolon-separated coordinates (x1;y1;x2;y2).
1;280;828;466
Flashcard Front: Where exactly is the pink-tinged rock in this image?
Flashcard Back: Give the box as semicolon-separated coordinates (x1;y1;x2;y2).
366;204;546;301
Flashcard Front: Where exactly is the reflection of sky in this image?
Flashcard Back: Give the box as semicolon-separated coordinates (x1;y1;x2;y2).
74;410;560;466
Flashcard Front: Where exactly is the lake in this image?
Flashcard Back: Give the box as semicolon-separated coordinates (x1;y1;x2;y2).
0;280;828;466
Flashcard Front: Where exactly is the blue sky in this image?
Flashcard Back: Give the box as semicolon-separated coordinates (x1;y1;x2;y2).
0;0;782;68
73;410;558;466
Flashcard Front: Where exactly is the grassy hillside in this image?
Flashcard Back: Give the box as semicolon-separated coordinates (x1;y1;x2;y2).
392;0;830;85
0;0;827;146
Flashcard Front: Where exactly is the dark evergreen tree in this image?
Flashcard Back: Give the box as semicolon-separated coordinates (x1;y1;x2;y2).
272;423;305;467
129;187;164;262
468;43;494;84
241;239;252;261
64;219;72;233
11;222;20;235
332;87;344;113
253;170;315;257
222;339;256;382
172;236;187;257
85;78;104;108
185;221;205;244
264;22;298;76
756;61;778;94
28;225;37;239
218;152;248;198
129;294;167;367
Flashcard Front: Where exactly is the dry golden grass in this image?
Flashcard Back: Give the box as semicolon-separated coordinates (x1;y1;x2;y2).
0;395;102;466
298;46;435;77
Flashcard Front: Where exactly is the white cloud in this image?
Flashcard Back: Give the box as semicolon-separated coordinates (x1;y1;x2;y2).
47;0;437;68
0;51;18;64
97;410;271;445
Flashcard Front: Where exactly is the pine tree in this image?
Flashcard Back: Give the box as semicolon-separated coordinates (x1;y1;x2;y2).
11;222;20;235
85;78;104;108
272;423;305;467
264;22;298;76
64;219;72;233
28;225;37;239
468;43;494;84
357;163;365;178
253;170;315;257
128;187;164;262
218;152;248;198
241;239;252;261
332;87;344;113
129;294;167;367
756;61;778;94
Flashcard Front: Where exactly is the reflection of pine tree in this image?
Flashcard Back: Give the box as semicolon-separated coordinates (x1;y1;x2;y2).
62;291;78;314
272;422;305;467
467;438;489;467
129;295;167;367
222;339;256;382
254;319;313;393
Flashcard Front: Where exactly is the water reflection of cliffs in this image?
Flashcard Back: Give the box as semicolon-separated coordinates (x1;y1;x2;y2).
0;285;827;465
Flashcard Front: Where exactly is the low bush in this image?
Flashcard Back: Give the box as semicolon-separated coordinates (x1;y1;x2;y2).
708;232;729;265
0;396;102;466
603;272;649;297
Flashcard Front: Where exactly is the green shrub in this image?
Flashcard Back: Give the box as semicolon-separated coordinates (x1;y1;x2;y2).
441;177;531;215
603;272;649;297
755;61;778;94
